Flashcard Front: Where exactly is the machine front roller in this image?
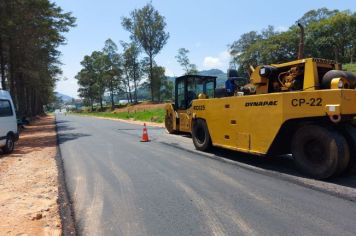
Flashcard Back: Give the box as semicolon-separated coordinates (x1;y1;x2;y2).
292;125;350;179
164;113;176;134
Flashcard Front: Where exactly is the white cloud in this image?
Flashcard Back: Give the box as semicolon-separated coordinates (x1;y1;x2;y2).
203;57;222;68
164;67;175;77
276;26;288;32
55;78;79;98
203;50;231;70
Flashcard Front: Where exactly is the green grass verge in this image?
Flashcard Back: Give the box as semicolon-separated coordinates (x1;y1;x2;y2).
74;108;165;123
344;63;356;73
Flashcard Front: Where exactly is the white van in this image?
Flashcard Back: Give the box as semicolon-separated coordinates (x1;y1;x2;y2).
0;90;18;154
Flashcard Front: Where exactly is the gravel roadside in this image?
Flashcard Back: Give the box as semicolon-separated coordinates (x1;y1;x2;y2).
0;116;63;235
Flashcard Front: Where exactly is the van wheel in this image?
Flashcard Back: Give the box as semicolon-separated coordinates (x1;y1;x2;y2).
192;119;211;151
2;135;15;154
292;125;349;179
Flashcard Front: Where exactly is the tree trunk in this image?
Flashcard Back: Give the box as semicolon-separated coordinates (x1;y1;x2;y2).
0;36;6;90
128;83;132;103
134;82;138;104
334;47;339;62
9;40;17;108
126;91;129;102
90;98;94;111
149;54;154;102
110;81;115;110
133;65;138;104
125;72;132;103
111;93;114;110
99;96;103;110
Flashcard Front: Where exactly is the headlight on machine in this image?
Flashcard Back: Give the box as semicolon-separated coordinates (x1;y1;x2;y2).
338;79;344;89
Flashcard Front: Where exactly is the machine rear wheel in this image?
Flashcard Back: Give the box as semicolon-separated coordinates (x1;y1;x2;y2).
192;119;211;151
341;125;356;175
292;125;349;179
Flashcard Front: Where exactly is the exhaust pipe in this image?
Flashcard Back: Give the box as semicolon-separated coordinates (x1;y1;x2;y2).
297;23;304;60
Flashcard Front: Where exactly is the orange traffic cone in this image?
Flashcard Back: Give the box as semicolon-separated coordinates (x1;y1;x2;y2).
140;123;150;142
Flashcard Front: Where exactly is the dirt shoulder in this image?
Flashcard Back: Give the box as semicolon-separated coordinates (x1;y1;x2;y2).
92;116;165;128
113;102;166;113
0;116;62;235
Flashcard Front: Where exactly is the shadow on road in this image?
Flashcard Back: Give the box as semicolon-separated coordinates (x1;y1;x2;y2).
56;122;91;145
55;120;70;124
58;132;91;145
212;147;356;189
172;133;356;189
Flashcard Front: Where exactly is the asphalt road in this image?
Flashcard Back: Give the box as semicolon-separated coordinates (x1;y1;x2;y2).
56;114;356;236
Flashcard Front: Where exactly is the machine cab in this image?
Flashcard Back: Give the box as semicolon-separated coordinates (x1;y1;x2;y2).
165;75;216;134
175;75;216;110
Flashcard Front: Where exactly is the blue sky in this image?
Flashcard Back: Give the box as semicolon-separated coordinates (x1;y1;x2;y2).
54;0;356;98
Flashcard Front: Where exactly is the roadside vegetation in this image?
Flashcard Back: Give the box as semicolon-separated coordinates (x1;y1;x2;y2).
78;108;165;123
73;102;166;123
230;8;356;76
76;3;172;111
344;64;356;73
0;0;75;117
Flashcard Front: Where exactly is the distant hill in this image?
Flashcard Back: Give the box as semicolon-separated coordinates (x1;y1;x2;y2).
198;69;225;76
166;69;227;88
198;69;227;88
55;92;73;102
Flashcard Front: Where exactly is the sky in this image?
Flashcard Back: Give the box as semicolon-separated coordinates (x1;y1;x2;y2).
54;0;356;98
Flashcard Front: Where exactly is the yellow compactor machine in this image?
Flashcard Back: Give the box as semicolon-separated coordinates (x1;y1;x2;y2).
165;57;356;179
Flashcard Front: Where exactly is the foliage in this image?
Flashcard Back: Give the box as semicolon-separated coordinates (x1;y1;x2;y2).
121;41;142;103
77;40;123;111
151;66;165;101
175;48;198;75
77;3;171;105
230;8;356;74
160;76;174;101
103;39;123;109
122;3;169;102
0;0;75;116
344;64;356;73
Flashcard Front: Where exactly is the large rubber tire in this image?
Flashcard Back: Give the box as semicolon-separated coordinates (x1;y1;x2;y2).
341;125;356;175
164;113;176;134
192;119;211;151
321;70;356;89
2;134;15;154
291;125;349;179
334;134;351;177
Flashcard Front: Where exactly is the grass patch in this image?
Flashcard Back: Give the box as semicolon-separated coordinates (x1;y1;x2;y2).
75;108;165;123
344;63;356;73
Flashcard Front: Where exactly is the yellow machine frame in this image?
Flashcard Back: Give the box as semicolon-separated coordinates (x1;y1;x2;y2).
165;57;356;179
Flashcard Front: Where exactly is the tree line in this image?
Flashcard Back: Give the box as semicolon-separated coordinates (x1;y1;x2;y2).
230;8;356;76
0;0;75;116
76;3;173;110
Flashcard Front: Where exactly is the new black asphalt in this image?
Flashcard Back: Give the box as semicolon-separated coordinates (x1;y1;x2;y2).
56;114;356;236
